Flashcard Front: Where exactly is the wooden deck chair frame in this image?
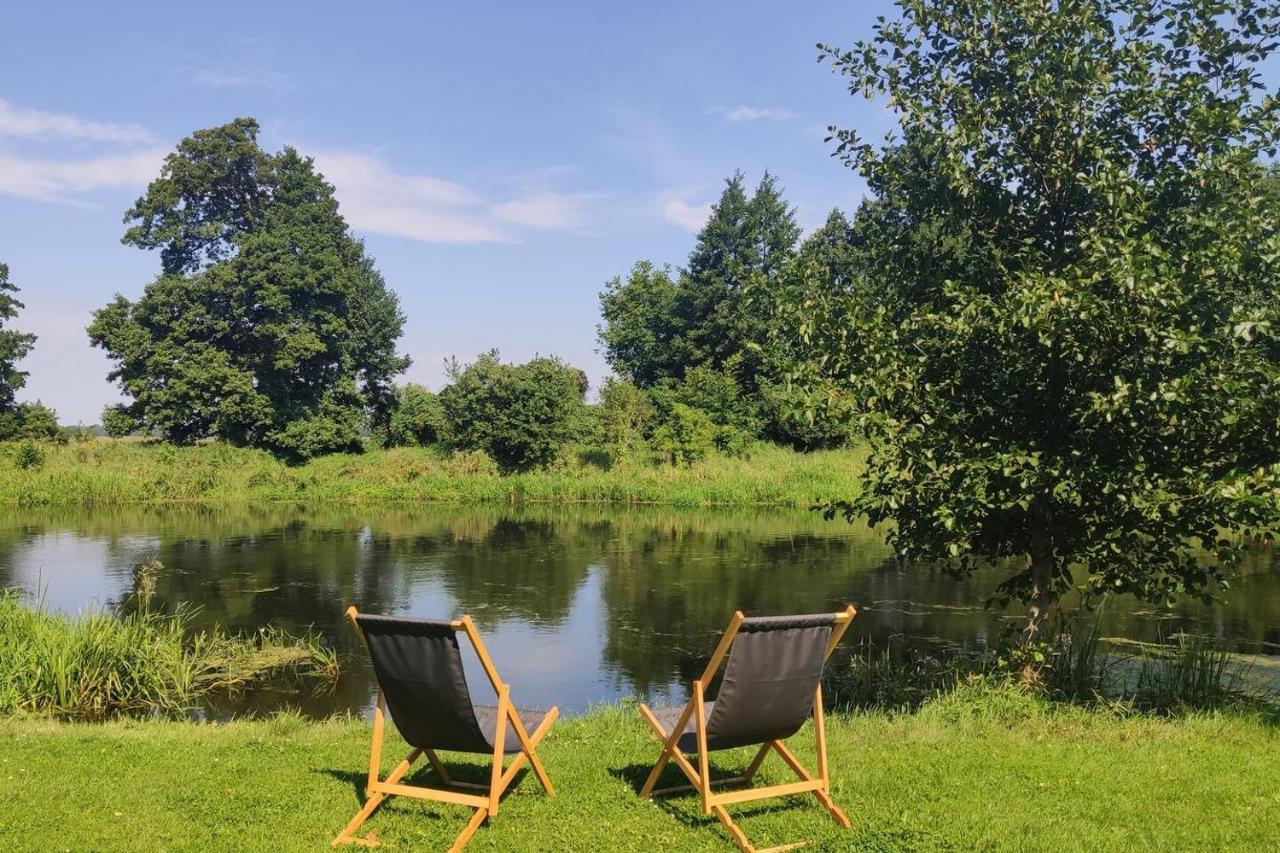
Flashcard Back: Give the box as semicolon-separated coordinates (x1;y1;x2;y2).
637;606;857;853
333;606;559;851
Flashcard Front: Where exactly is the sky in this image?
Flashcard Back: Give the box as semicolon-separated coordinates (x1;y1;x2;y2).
1;0;899;425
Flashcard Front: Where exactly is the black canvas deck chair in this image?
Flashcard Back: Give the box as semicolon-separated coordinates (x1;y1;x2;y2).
333;607;558;851
637;607;857;853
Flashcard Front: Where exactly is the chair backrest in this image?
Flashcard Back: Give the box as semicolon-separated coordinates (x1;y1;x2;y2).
705;613;840;749
354;613;492;754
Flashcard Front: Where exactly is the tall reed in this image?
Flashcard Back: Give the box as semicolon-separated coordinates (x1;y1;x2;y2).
0;588;338;720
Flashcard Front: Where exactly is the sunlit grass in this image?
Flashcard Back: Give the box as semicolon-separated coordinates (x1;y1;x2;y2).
1;684;1277;850
0;439;866;508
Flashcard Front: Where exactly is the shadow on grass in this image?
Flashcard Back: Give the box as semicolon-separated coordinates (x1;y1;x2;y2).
610;759;818;832
320;760;530;806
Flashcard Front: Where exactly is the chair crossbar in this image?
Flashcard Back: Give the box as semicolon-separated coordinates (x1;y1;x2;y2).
332;607;558;851
636;606;857;852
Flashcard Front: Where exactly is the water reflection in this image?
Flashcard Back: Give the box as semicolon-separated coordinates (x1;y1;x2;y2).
2;504;1278;716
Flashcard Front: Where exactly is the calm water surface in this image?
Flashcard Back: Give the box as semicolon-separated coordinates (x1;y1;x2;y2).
3;504;1279;716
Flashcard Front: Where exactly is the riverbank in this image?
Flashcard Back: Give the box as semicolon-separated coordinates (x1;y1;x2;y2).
0;440;865;508
2;684;1277;851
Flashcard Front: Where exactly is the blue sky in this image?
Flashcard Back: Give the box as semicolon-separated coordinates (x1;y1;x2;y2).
1;0;896;424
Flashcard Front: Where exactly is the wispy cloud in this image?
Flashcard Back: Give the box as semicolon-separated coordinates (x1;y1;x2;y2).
0;100;155;144
313;152;599;243
715;105;793;122
661;195;712;232
190;68;292;90
0;149;166;203
493;192;593;230
311;152;504;243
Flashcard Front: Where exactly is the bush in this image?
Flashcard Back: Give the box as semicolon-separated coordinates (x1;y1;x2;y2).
101;404;137;438
651;403;717;466
651;360;761;439
439;352;588;473
14;440;44;470
598;378;653;461
443;448;499;477
0;401;61;441
386;383;444;447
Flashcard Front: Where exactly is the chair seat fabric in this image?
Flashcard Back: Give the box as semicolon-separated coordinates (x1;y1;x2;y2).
651;703;715;753
473;705;554;754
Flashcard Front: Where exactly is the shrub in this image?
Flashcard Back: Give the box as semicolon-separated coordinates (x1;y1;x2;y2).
439;352;588;473
386;383;444;447
0;401;61;441
443;448;499;477
14;440;44;470
651;403;717;466
651;359;761;439
598;378;653;461
101;404;137;438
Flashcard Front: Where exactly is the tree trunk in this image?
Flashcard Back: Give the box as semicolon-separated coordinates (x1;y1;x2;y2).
1022;503;1058;644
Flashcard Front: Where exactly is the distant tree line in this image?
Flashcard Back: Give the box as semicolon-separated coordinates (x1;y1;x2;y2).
2;118;864;470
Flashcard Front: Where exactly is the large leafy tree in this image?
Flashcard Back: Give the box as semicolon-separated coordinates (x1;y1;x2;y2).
599;172;800;394
0;262;35;414
89;119;409;459
0;263;59;441
789;0;1280;636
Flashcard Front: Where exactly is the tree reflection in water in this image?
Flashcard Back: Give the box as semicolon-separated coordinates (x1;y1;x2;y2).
1;504;1277;716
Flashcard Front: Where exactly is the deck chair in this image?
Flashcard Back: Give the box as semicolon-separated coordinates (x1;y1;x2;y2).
637;607;857;853
333;607;558;851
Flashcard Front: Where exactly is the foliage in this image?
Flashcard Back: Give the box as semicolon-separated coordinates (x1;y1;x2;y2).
100;404;137;438
13;440;43;470
88;118;409;460
0;437;866;507
385;384;444;447
0;401;60;441
438;352;588;473
796;0;1280;636
761;210;859;449
0;587;337;720
650;402;718;466
598;377;654;461
599;172;801;403
0;263;36;415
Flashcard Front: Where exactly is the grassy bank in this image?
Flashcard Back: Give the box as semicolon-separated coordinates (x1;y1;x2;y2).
2;685;1277;851
0;589;337;719
0;439;865;508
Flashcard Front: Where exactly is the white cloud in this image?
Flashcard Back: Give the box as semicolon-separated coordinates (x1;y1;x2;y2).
493;192;590;230
0;149;166;202
311;151;508;243
0;100;155;144
719;105;793;122
662;197;712;231
313;152;601;243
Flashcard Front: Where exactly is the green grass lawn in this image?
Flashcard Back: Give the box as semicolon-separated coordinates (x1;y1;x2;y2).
3;686;1278;851
0;440;865;508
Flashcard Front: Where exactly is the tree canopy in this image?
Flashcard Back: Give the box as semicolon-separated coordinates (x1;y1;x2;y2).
438;352;588;473
89;119;409;459
598;171;801;393
0;263;35;414
783;0;1280;635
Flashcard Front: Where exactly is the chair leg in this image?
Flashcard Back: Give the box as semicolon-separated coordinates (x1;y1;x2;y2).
502;705;559;796
712;805;755;852
333;748;422;847
743;743;771;782
448;807;489;853
424;749;452;785
770;741;851;829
